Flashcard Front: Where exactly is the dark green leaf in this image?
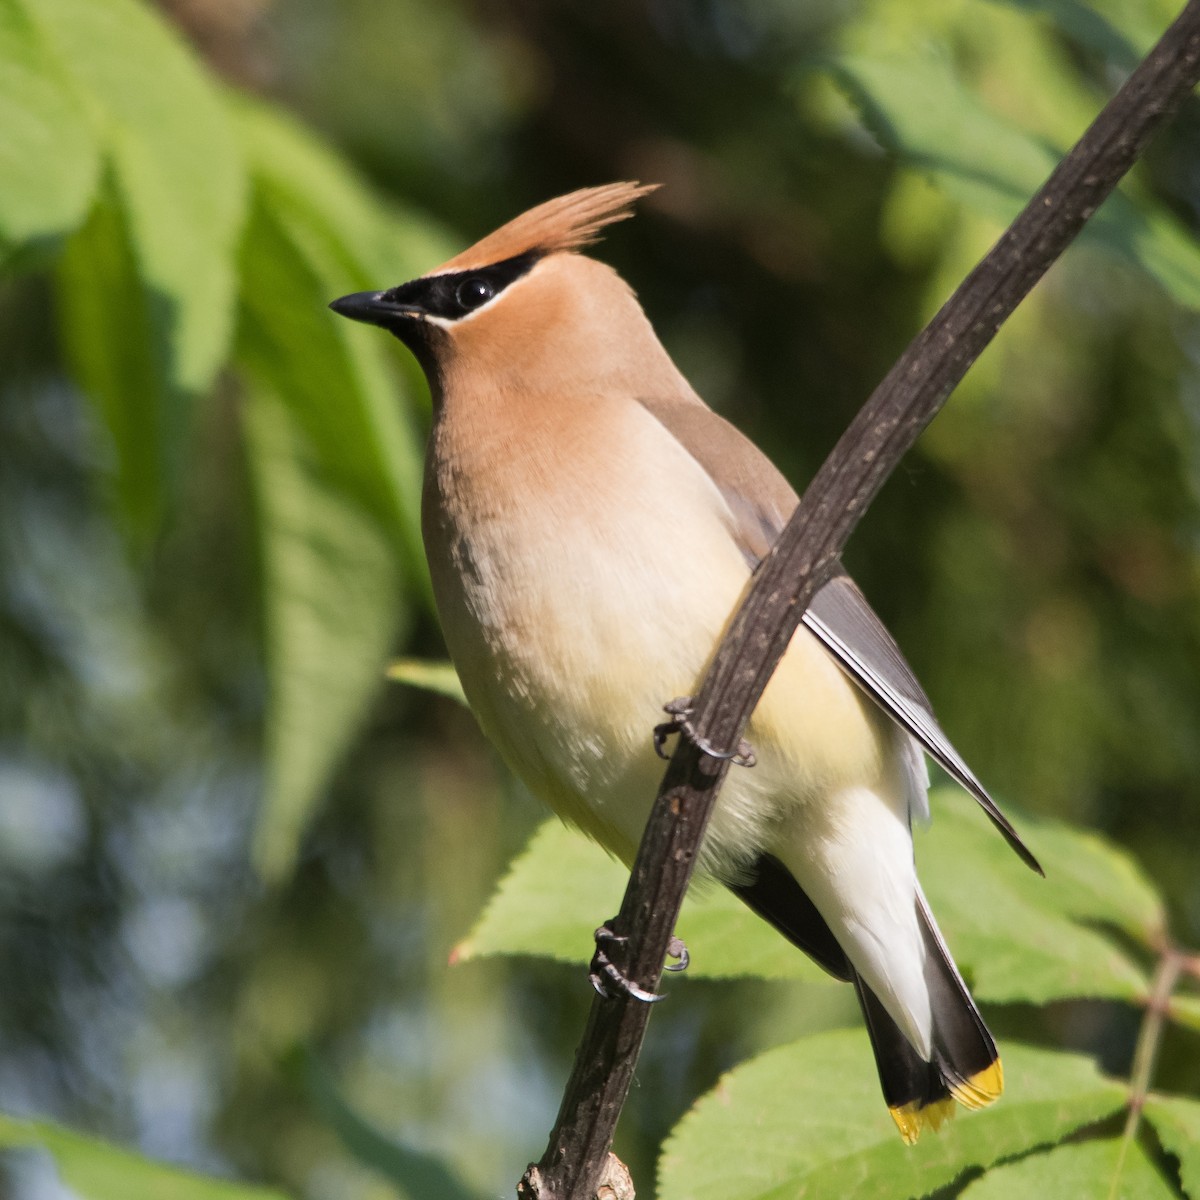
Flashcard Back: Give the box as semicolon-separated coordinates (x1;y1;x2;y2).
1144;1094;1200;1200
829;52;1200;308
958;1136;1175;1199
304;1053;483;1200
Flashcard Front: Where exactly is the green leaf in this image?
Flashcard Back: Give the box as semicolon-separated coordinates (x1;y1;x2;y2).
1166;995;1200;1034
828;51;1200;308
920;796;1161;1005
231;94;453;289
29;0;244;394
304;1053;483;1200
233;102;450;878
456;818;842;985
57;176;171;541
1144;1094;1200;1200
459;793;1161;1004
658;1035;1127;1200
242;385;403;881
0;0;99;256
235;101;432;582
0;1112;290;1200
958;1137;1175;1200
386;658;467;706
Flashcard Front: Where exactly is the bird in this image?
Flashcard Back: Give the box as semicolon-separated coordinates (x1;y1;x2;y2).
330;182;1039;1144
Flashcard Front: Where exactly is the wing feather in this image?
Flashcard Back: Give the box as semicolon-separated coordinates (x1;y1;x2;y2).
635;394;1041;874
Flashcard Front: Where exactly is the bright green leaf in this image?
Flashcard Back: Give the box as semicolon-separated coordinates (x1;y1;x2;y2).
658;1035;1127;1200
828;51;1200;308
233;108;444;876
457;818;853;985
387;658;467;706
1145;1094;1200;1200
0;1113;290;1200
231;95;453;289
235;110;429;584
242;384;403;881
0;0;98;256
921;796;1159;1005
28;0;244;395
958;1137;1174;1200
1166;995;1200;1034
459;793;1160;1004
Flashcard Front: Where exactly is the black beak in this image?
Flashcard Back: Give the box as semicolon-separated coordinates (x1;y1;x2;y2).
328;291;423;329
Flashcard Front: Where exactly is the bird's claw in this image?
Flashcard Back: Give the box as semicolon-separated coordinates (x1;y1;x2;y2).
664;935;690;973
589;924;666;1003
653;697;757;767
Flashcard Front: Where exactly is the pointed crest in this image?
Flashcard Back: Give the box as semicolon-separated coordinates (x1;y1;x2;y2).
436;182;659;272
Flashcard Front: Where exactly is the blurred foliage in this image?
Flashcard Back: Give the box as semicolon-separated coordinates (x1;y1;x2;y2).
1;0;1200;1197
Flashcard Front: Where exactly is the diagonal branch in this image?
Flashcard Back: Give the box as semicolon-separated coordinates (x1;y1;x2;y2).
519;4;1200;1197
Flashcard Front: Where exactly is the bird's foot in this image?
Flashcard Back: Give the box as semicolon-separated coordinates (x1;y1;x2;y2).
589;923;668;1003
653;697;757;767
664;935;690;973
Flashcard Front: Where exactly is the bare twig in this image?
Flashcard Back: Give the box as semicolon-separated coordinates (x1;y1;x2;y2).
1109;946;1185;1200
520;5;1200;1197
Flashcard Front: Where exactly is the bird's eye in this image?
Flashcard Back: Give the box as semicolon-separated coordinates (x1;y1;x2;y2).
456;276;495;311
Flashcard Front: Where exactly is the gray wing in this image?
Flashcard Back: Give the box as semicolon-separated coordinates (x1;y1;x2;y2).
806;572;1041;873
636;393;1041;875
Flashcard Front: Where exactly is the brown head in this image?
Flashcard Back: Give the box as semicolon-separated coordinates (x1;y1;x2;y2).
330;183;695;403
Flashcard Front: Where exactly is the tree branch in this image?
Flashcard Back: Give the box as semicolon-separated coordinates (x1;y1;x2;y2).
519;4;1200;1196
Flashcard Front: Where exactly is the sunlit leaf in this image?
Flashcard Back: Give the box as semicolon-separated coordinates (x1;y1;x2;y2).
0;1113;290;1200
958;1136;1174;1199
828;51;1200;308
658;1035;1126;1200
242;385;403;881
28;0;244;394
457;818;844;985
0;0;98;256
387;658;467;705
460;793;1161;1005
1144;1094;1200;1200
921;798;1160;1005
233;102;452;878
235;100;433;585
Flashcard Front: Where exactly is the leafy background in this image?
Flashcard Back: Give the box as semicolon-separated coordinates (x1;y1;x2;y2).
2;0;1200;1197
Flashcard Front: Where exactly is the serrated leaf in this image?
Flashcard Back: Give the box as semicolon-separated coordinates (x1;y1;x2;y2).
56;176;169;541
0;0;99;255
920;797;1160;1005
658;1035;1127;1200
0;1112;290;1200
233;107;445;878
1145;1094;1200;1200
231;95;453;289
828;51;1200;308
454;818;829;983
242;385;403;881
29;0;244;394
387;659;467;705
958;1137;1174;1200
235;103;430;582
459;793;1160;1004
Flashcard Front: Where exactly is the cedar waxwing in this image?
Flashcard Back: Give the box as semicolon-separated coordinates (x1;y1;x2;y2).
330;183;1038;1144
